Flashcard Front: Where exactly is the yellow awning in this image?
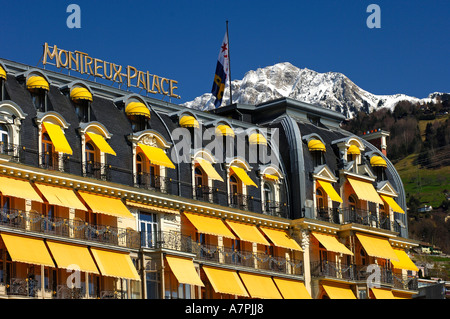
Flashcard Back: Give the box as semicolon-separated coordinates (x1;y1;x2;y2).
317;180;343;203
165;256;204;287
0;66;6;80
263;174;279;181
26;75;49;91
238;272;282;299
370;155;387;168
125;101;150;118
46;241;99;274
225;220;271;246
249;133;267;146
215;124;235;137
90;248;140;280
273;277;312;299
0;234;54;267
381;195;405;214
230;166;258;188
347;177;383;204
356;233;399;261
138;143;175;169
371;288;395;299
260;227;303;251
195;158;223;182
0;176;43;203
86;132;116;156
42;122;73;155
179;115;199;128
125;200;179;214
35;183;87;211
308;139;326;152
202;266;247;296
347;144;360;155
391;248;419;272
70;86;93;102
311;232;353;256
78;191;134;219
183;212;235;239
322;283;356;299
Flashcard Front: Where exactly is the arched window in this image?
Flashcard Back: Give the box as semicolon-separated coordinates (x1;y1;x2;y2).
136;152;159;189
229;174;242;207
0;124;8;153
41;132;56;169
84;142;100;178
264;182;274;203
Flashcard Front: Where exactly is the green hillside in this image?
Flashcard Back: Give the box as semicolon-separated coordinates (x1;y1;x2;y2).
395;153;450;209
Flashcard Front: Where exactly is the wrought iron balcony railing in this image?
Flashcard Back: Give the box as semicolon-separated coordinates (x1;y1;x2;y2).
143;231;303;276
39;152;70;172
264;200;289;218
0;208;140;249
316;207;341;224
341;208;395;231
83;161;111;181
134;172;177;194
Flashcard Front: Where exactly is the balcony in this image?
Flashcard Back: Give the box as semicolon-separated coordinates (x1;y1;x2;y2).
134;172;177;195
264;200;289;218
144;230;303;276
342;208;394;231
0;208;140;249
229;193;259;212
39;152;70;172
316;207;340;224
311;260;418;292
83;161;111;181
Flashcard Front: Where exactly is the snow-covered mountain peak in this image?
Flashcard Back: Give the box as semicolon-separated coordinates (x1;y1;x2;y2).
182;62;444;118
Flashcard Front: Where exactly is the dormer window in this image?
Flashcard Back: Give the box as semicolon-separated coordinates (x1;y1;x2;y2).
70;86;93;123
0;65;6;101
0;124;8;152
26;75;49;112
370;155;387;181
125;101;151;132
307;139;326;166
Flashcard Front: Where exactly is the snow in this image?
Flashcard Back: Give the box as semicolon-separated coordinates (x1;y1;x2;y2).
182;62;446;118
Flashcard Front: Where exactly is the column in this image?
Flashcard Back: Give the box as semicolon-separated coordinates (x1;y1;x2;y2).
301;229;311;296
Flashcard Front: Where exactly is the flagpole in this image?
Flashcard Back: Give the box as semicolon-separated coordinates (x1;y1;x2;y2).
226;20;232;105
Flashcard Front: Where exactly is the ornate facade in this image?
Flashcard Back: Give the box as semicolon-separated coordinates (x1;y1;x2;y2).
0;58;418;299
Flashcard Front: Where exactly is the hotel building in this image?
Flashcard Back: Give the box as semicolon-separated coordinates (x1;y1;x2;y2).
0;56;419;299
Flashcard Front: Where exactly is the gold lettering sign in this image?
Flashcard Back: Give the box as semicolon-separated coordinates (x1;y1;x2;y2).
42;43;180;99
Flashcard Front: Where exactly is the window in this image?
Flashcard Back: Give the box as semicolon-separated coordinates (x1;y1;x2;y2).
41;132;56;169
0;78;5;101
31;90;47;112
312;151;324;166
374;166;386;181
74;99;91;123
316;188;326;210
0;124;8;153
349;195;357;211
194;166;209;201
229;174;243;207
130;115;149;132
84;141;100;178
140;212;158;248
136;153;160;189
264;182;274;203
360;249;367;266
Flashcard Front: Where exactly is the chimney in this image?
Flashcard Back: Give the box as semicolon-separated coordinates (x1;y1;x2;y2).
361;128;390;156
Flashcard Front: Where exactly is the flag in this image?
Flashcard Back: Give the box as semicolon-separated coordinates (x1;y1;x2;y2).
211;32;230;108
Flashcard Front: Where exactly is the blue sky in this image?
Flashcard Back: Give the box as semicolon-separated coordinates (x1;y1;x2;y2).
0;0;449;104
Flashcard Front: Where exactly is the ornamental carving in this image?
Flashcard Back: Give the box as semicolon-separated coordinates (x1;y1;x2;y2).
139;135;157;147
